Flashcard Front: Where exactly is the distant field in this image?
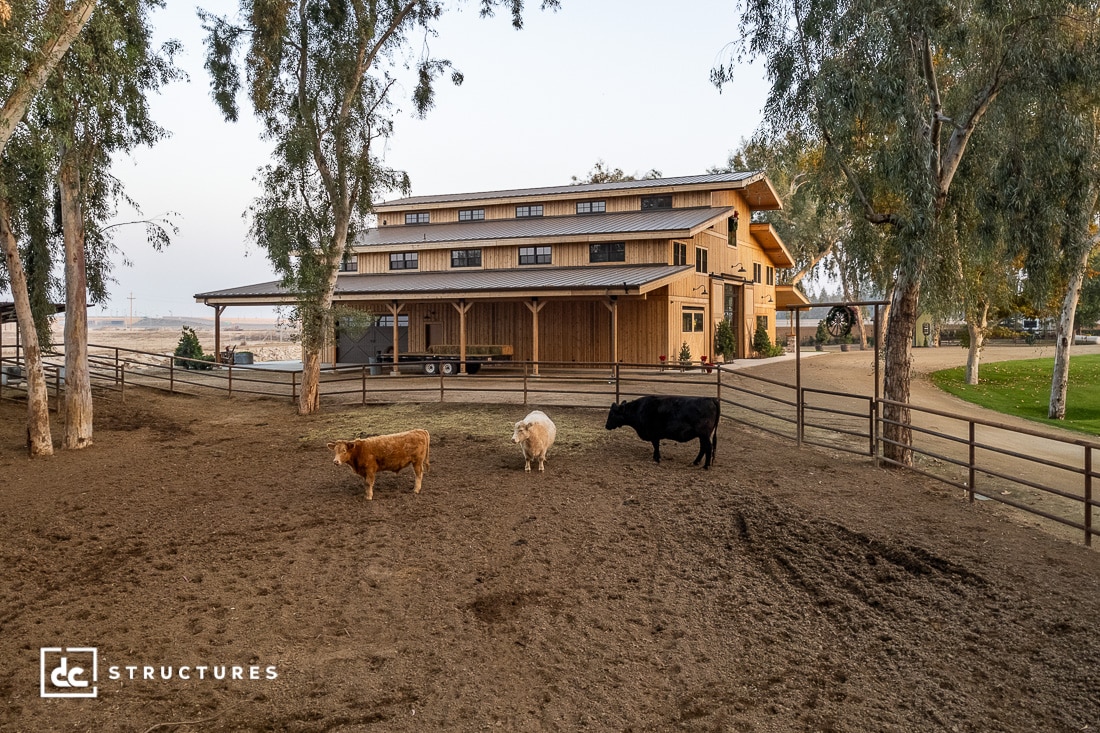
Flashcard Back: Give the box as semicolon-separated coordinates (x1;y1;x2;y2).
931;354;1100;436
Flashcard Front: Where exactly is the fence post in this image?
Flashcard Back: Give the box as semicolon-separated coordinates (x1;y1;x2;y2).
523;362;528;406
866;398;874;456
872;400;880;468
291;371;297;404
439;368;445;403
120;363;126;402
115;347;120;384
55;367;61;414
227;361;233;398
614;362;620;403
968;422;976;503
169;357;174;393
1085;445;1093;547
362;365;367;405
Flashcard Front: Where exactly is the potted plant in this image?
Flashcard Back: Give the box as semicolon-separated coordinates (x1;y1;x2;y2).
658;354;667;371
678;341;692;370
700;355;713;374
839;334;852;352
715;318;736;362
814;321;829;351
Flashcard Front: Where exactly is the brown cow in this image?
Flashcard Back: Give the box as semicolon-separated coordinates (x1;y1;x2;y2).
327;429;430;500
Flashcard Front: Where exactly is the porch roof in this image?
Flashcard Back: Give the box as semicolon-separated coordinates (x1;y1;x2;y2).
195;263;694;307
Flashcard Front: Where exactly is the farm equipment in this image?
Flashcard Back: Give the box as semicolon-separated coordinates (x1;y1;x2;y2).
375;344;513;375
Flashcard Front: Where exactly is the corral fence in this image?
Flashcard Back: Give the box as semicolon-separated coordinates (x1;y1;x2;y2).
1;342;1096;547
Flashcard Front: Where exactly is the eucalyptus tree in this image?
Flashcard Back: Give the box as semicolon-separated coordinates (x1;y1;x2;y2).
40;0;180;449
202;0;555;415
570;159;661;184
716;0;1086;465
0;0;97;456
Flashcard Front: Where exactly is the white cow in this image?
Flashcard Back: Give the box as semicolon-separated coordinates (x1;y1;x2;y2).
511;410;557;472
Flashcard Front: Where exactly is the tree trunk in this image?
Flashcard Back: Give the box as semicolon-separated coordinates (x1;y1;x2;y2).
295;219;348;415
0;0;97;157
298;345;322;414
964;302;987;386
1048;237;1095;419
881;272;920;466
60;148;92;448
0;198;53;455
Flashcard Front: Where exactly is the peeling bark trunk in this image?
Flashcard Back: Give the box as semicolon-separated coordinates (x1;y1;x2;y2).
964;302;987;386
881;273;920;467
1048;240;1094;419
0;198;53;455
296;222;348;415
60;149;92;448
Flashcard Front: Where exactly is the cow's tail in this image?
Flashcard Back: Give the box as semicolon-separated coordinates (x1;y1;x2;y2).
712;398;720;462
425;430;431;472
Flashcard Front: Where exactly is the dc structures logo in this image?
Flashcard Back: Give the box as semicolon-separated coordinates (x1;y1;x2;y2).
40;647;98;698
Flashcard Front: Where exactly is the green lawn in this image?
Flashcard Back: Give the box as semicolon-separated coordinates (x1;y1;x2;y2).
930;354;1100;436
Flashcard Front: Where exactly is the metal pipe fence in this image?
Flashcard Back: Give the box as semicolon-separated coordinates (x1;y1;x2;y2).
2;342;1097;546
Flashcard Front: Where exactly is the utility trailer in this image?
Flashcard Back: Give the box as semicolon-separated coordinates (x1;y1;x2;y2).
375;344;513;375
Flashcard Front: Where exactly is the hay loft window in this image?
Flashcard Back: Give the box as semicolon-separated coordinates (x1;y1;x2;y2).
389;252;419;270
589;242;625;263
641;194;672;210
404;212;429;225
451;249;482;268
673;242;688;266
458;208;484;222
695;247;708;273
576;200;606;215
516;204;544;218
753;262;762;283
682;307;705;333
519;246;552;265
338;254;357;272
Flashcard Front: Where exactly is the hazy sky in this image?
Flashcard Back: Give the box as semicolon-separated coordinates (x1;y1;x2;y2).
90;1;770;319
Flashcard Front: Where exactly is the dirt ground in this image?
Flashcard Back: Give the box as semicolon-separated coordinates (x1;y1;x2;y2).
1;342;1099;732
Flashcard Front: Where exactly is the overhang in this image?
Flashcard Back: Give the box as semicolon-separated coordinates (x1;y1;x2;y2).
749;222;796;268
359;206;733;249
776;285;812;309
194;264;695;307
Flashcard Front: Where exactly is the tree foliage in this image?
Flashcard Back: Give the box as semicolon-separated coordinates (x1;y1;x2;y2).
570;159;661;185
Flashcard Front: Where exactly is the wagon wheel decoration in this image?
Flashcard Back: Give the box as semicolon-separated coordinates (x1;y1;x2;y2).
824;305;856;338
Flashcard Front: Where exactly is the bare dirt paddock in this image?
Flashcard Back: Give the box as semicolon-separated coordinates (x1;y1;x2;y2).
1;386;1099;732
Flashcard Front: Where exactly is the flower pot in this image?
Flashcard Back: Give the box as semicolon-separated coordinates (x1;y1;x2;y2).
840;343;850;352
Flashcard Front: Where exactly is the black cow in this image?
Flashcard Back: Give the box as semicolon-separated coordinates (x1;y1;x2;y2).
605;395;719;469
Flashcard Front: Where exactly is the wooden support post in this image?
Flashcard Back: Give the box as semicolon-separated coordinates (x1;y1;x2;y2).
387;301;405;375
603;296;619;372
452;299;473;374
524;298;546;376
213;305;227;363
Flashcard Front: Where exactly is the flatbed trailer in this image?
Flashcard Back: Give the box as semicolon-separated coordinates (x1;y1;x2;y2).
375;345;513;375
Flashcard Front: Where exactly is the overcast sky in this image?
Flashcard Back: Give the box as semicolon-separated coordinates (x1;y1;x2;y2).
91;0;770;320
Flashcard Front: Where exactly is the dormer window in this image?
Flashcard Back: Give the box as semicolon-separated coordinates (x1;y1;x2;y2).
576;200;606;215
641;195;672;210
404;212;429;225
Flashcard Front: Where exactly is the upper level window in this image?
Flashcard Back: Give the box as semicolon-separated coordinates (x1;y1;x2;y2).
405;212;429;225
753;262;762;283
576;200;606;215
695;247;708;274
459;208;484;222
390;252;419;270
766;266;775;285
516;204;544;218
519;246;552;265
673;242;688;266
727;214;739;245
641;195;672;210
589;242;625;263
451;249;482;268
338;254;357;272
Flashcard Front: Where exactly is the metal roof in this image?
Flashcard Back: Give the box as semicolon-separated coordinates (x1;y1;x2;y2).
377;171;764;209
358;206;733;248
195;264;694;305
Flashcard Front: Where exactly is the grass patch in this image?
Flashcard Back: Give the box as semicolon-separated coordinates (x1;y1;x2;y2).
930;355;1100;436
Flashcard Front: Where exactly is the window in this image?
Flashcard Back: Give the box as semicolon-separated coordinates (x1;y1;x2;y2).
727;215;739;245
376;314;410;327
404;212;429;225
695;247;708;274
389;252;419;270
519;246;552;265
338;254;357;272
682;308;705;333
641;195;672;210
753;262;762;283
451;249;482;268
576;200;606;215
516;204;544;218
458;208;484;222
673;242;688;266
766;266;775;285
589;242;625;263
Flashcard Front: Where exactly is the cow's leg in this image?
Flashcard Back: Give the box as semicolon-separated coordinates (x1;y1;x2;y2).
537;452;546;472
364;469;375;501
413;461;423;494
693;438;706;466
651;440;661;463
523;446;532;472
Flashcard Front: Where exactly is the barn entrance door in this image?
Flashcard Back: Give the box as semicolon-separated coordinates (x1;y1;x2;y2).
724;284;742;358
336;314;408;363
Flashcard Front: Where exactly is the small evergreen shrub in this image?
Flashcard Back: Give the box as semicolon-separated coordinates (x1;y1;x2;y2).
752;321;784;357
173;326;213;369
715;319;736;360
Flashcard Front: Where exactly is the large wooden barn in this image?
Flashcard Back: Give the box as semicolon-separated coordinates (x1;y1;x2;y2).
195;171;808;367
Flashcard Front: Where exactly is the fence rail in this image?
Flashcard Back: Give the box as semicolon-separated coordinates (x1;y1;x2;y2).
2;342;1096;546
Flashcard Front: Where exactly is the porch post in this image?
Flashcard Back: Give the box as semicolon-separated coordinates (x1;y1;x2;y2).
524;298;546;376
388;301;405;374
452;299;473;374
213;305;227;363
603;296;618;369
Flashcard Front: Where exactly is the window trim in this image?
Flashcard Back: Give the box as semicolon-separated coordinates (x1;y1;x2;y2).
576;200;606;215
389;251;419;270
682;307;705;333
404;212;429;225
515;204;544;218
458;208;484;222
518;245;552;265
753;262;762;284
450;248;483;268
695;247;708;274
673;241;688;267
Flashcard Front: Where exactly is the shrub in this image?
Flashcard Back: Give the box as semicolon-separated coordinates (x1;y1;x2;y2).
752;321;784;357
714;319;736;360
678;341;692;362
174;326;210;369
814;320;830;345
